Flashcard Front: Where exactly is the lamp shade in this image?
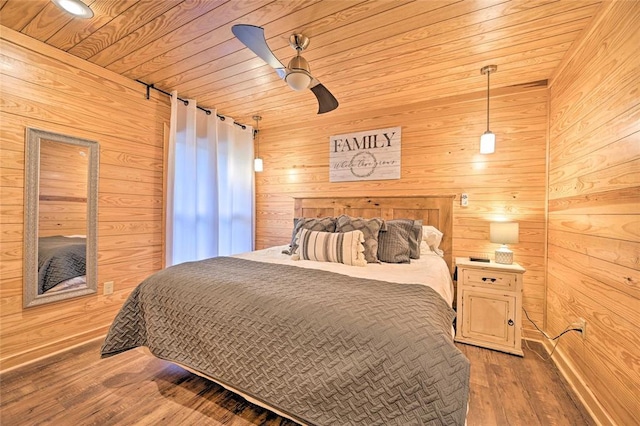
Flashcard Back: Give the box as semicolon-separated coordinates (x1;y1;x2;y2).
285;71;312;91
254;157;263;172
490;221;518;264
480;131;495;154
490;222;519;244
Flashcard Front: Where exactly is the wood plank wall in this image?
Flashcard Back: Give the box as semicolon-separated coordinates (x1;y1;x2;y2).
0;26;170;370
38;140;88;237
546;2;640;425
255;82;549;335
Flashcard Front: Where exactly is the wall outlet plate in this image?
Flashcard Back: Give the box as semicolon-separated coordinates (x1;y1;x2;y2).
577;318;586;339
461;193;469;206
104;281;114;295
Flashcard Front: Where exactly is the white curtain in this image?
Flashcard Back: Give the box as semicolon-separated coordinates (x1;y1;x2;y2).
165;92;254;267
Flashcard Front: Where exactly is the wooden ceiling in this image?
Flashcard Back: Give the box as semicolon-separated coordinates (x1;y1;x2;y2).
0;0;603;127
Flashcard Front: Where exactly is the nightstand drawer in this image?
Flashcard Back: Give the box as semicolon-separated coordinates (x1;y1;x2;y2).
461;269;516;290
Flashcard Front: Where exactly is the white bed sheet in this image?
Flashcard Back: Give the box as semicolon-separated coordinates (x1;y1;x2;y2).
234;245;454;306
44;275;86;294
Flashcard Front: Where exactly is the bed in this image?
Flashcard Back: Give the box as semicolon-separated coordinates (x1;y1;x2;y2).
37;235;87;294
101;196;469;425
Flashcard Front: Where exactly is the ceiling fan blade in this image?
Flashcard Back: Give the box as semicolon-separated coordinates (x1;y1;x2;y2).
232;24;285;71
275;68;286;79
309;80;338;114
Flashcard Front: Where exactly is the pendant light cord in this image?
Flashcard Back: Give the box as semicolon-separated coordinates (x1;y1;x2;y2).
253;115;261;157
486;69;490;132
255;129;259;157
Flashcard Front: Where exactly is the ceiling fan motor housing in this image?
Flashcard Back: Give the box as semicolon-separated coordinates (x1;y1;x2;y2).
286;55;312;91
288;55;311;73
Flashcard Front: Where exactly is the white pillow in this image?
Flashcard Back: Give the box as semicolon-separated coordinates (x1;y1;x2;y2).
420;225;444;257
292;228;367;267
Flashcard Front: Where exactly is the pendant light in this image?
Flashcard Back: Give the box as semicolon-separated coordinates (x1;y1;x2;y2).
253;115;263;172
480;65;497;154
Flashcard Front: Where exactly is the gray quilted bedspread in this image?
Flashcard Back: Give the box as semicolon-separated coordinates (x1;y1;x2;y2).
38;236;86;293
101;257;469;425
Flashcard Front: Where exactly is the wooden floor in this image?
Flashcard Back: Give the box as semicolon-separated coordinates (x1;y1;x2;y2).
0;339;594;425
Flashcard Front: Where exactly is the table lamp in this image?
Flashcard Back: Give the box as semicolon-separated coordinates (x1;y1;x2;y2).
490;222;519;264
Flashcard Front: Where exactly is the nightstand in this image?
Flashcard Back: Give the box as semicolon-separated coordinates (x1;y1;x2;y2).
454;257;525;356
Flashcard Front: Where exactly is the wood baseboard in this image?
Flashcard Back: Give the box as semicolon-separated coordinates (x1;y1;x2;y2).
522;329;544;342
0;326;108;373
538;338;614;426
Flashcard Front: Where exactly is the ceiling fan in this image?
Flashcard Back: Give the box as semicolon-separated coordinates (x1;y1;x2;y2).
232;24;339;114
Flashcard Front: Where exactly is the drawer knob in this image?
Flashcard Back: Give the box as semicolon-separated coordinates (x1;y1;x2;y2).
481;277;497;283
508;319;514;326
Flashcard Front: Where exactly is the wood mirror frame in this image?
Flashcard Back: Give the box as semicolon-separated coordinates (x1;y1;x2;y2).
23;128;99;308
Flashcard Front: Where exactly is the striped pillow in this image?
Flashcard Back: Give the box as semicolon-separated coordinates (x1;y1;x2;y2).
292;228;367;267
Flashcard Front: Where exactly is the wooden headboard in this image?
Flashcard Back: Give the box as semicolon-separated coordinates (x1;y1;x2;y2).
294;196;455;273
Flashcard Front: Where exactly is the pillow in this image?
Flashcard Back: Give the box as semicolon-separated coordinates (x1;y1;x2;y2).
336;215;385;263
292;228;367;267
420;225;444;257
377;219;413;263
409;219;423;259
284;217;337;255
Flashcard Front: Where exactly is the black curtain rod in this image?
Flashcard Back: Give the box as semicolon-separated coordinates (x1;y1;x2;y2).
135;79;247;130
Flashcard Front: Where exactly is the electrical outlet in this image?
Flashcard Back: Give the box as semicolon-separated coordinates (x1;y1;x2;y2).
572;318;587;339
104;281;114;295
461;193;469;207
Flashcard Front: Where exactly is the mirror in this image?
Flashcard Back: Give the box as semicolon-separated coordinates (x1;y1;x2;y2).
24;128;99;308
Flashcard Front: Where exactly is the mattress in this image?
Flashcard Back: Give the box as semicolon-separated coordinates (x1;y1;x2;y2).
235;245;455;305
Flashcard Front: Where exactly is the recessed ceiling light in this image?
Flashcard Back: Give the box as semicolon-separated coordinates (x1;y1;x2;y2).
51;0;94;19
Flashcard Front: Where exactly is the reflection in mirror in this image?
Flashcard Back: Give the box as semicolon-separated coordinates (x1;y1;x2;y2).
24;128;99;308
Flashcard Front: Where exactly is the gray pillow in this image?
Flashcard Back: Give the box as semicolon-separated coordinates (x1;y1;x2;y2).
409;219;423;259
336;215;385;263
377;219;412;263
285;217;337;255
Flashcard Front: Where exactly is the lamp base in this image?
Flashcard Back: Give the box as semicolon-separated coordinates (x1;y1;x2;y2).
495;246;513;264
